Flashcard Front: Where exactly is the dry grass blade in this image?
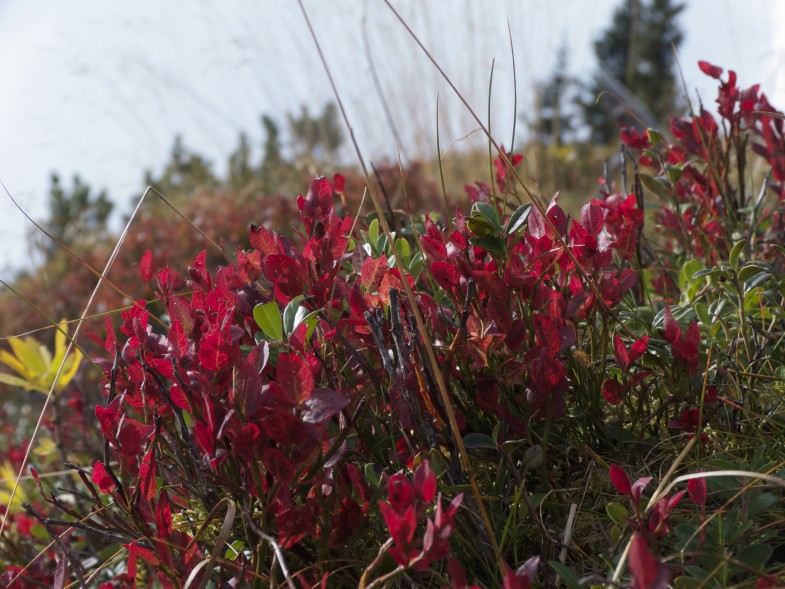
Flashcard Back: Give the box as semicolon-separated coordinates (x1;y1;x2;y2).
0;186;153;539
180;497;237;589
297;0;502;566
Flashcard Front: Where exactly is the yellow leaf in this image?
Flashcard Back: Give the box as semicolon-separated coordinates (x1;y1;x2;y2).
0;349;30;379
0;461;26;508
8;337;47;376
33;438;57;457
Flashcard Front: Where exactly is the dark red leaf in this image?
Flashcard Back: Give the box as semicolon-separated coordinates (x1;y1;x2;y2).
92;461;115;494
387;472;415;513
614;334;630;371
629;535;670;589
414;460;437;504
430;261;460;290
663;307;680;343
277;352;314;405
609;464;632;495
155;491;173;537
629;336;649;364
602;379;624;405
138;447;157;502
302;388;349;424
581;203;606;236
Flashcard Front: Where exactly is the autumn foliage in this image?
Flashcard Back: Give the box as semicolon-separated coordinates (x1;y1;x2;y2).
2;64;785;588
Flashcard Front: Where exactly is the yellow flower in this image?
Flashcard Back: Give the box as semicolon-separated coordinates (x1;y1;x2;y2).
0;321;82;394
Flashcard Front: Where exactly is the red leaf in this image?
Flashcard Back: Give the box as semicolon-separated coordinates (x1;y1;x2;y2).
580;203;606;236
138;446;157;502
168;320;188;360
249;224;279;255
169;385;191;412
609;464;632;495
629;336;649;364
198;328;241;372
155;491;173;537
629;535;670;589
298;177;334;234
387;472;415;513
698;60;723;79
302;388;349;424
414;460;437;504
361;254;389;292
126;541;160;579
662;307;680;343
430;261;460;290
332;173;345;194
140;249;154;283
614;334;629;371
277;352;314;405
92;461;115;494
104;315;118;356
379;502;417;549
602;379;624;405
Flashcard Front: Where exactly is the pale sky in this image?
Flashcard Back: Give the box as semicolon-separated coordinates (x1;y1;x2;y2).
0;0;783;273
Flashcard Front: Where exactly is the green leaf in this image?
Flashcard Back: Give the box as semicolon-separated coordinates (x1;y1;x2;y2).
253;302;283;342
501;439;526;455
395;237;411;265
282;295;305;336
472;201;500;231
640;173;673;201
491;422;503;445
368;218;379;250
605;502;629;526
647;128;664;146
522;444;544;469
462;433;497;451
735;543;772;570
364;463;382;489
466;215;496;238
224;540;245;561
692;268;728;281
469;235;506;256
549;561;581;589
747;492;780;518
729;239;746;270
409;252;425;281
506;203;532;235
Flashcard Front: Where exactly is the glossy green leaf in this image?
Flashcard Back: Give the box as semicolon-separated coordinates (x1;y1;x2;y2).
506;203;532;235
729;239;746;270
253;302;283;342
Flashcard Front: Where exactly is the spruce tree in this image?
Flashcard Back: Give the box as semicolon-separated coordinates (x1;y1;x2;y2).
582;0;685;143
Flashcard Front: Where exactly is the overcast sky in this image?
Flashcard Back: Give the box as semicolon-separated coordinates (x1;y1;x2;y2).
0;0;783;274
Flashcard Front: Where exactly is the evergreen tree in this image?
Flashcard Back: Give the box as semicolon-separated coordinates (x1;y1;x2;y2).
581;0;685;143
534;44;574;146
40;173;113;259
228;132;255;190
142;136;218;200
287;102;343;161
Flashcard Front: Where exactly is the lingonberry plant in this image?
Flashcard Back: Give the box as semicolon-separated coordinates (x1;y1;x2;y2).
2;61;785;589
